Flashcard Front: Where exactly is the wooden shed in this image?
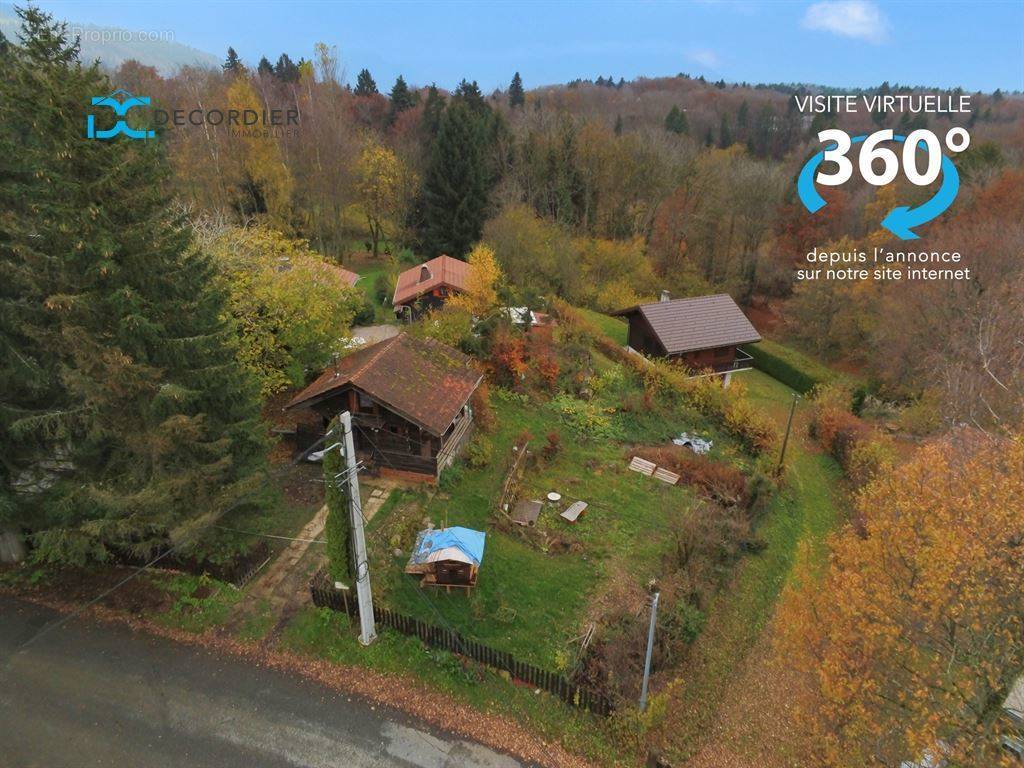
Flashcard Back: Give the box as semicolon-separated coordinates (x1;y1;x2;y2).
405;526;486;592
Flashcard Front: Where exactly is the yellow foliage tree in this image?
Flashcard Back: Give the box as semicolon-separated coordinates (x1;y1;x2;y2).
207;225;362;395
780;434;1024;768
226;78;294;221
355;139;414;258
449;243;502;318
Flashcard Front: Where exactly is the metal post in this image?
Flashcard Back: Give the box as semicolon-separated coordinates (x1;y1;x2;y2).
639;591;660;711
777;392;799;474
339;411;376;646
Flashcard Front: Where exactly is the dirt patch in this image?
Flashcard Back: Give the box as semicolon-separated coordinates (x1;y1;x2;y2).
8;565;172;615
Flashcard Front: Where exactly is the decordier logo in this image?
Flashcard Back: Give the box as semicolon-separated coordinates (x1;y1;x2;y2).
86;88;155;140
85;88;300;140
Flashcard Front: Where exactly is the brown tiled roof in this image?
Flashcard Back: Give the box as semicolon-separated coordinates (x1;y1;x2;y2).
284;333;482;436
393;255;469;306
611;294;761;354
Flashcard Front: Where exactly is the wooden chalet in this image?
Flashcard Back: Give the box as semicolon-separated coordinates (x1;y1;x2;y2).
611;293;761;387
285;333;482;482
405;526;486;592
392;255;469;320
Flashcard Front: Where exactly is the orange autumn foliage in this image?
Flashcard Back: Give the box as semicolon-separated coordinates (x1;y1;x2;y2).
779;434;1024;768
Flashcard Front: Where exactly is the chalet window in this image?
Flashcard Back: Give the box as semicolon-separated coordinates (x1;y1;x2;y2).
357;392;374;410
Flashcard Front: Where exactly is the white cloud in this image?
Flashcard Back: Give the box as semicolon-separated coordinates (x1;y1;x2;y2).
802;1;890;44
687;48;721;69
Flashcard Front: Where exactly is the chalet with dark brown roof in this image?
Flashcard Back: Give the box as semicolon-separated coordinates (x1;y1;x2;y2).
393;255;469;319
611;293;761;386
285;333;482;481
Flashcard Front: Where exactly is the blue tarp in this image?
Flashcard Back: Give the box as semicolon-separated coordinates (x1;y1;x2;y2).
410;526;486;567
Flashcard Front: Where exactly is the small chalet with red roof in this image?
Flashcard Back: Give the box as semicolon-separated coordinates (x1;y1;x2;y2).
335;265;361;288
285;333;481;482
392;255;469;320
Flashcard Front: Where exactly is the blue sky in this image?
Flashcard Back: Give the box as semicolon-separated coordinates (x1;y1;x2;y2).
33;0;1024;92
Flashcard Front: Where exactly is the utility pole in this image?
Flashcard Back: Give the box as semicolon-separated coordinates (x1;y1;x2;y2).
337;411;377;646
777;392;800;475
639;590;660;711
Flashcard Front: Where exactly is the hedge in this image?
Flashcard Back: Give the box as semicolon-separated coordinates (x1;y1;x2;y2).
747;339;841;395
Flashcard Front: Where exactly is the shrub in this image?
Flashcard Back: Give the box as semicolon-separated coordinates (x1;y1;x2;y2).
664;600;707;645
550;394;622;440
809;383;894;488
542;431;562;461
632;446;748;507
353;294;376;325
464;435;493;469
550;299;780;457
470;380;496;433
489;326;529;388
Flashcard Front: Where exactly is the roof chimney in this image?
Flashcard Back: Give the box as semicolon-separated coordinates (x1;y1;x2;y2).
419;265;432;283
659;290;671;303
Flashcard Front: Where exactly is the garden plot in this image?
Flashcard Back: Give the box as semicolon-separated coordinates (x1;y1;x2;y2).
364;363;751;673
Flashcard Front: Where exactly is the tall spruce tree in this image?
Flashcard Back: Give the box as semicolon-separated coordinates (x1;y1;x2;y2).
718;114;733;148
664;105;689;135
223;46;242;73
354;68;377;96
274;53;300;83
0;7;267;565
387;75;415;124
508;71;525;108
256;55;273;76
420;98;491;258
421;83;445;138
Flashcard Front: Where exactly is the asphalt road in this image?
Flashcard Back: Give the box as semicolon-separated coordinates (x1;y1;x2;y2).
0;595;523;768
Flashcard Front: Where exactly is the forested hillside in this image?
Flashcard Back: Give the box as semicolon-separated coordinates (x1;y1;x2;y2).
115;52;1024;430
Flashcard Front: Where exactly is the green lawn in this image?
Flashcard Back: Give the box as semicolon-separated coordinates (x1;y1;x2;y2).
352;261;396;324
367;378;731;670
577;306;629;346
660;369;844;761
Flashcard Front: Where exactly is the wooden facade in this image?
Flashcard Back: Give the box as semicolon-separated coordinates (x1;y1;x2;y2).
395;286;453;321
307;386;474;481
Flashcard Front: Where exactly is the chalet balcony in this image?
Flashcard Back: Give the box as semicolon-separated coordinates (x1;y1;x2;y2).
711;348;755;375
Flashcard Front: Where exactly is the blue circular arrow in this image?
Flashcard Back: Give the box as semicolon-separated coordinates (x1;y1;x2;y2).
797;133;960;240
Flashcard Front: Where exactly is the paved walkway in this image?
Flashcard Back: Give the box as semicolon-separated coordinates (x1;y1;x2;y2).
0;595;521;768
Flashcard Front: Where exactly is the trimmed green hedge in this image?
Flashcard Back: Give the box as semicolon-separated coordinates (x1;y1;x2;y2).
746;339;841;395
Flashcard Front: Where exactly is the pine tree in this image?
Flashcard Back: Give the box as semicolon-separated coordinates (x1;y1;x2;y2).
664;105;689;135
354;68;378;96
508;71;525;108
718;114;733;148
421;83;445;138
223;46;242;73
421;99;491;258
453;79;485;112
0;8;267;565
387;74;415;124
737;100;749;131
256;56;273;76
274;53;299;83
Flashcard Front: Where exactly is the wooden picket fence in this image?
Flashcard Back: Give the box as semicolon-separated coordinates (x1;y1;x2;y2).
309;569;612;717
